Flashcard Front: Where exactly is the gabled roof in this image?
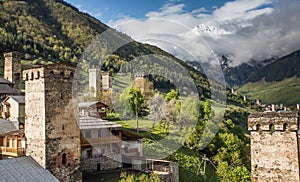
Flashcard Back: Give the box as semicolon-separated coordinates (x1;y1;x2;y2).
78;101;108;108
0;157;59;182
0;119;18;135
0;78;12;84
0;129;24;137
0;84;18;94
10;96;25;104
78;102;98;108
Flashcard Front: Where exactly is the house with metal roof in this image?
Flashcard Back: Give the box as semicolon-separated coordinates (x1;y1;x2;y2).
0;78;19;101
0;96;25;129
79;116;122;172
0;156;59;181
79;101;109;118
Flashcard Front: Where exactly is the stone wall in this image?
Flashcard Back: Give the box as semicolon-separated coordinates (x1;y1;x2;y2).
89;69;100;97
81;155;122;173
4;51;22;92
23;63;82;182
248;112;300;182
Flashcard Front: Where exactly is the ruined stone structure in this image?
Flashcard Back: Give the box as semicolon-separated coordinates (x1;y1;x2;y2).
4;51;22;92
23;63;82;182
102;71;112;90
89;68;100;97
248;112;300;182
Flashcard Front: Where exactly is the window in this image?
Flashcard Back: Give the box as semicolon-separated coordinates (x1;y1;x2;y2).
30;72;34;80
36;71;40;79
283;123;288;131
85;130;91;138
98;129;101;137
269;123;275;132
62;153;67;165
60;71;65;77
256;124;261;131
69;72;74;79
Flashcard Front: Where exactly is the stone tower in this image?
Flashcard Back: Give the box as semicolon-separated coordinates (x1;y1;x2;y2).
4;51;22;92
248;112;300;182
23;63;82;182
102;71;112;90
89;68;100;97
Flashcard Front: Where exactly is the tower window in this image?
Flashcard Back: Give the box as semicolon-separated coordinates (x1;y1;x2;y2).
256;124;261;131
60;93;63;99
269;123;275;132
69;72;74;79
283;123;288;131
62;153;67;165
25;73;29;80
30;72;34;80
62;124;65;131
60;71;65;77
36;71;40;79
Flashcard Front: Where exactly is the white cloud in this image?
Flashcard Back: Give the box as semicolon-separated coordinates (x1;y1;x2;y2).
94;12;102;18
109;0;300;66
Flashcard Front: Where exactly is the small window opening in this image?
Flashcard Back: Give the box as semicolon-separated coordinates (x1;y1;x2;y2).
256;124;261;131
269;123;275;132
36;71;40;79
62;153;67;165
283;123;288;131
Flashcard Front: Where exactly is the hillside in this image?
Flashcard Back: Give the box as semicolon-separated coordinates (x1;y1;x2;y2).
238;49;300;106
0;0;213;98
224;58;275;87
0;1;253;181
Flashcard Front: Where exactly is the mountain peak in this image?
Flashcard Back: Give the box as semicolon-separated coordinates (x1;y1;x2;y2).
192;24;232;39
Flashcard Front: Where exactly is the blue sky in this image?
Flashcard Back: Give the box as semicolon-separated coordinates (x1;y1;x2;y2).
64;0;231;23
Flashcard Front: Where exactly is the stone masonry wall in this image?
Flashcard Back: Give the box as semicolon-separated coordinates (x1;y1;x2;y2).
248;112;300;182
24;67;46;168
23;63;82;182
4;51;22;92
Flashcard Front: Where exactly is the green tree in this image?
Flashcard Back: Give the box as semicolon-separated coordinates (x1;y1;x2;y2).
165;89;179;101
128;88;144;133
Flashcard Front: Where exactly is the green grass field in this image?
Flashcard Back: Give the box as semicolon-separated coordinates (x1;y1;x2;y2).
116;118;154;129
238;77;300;106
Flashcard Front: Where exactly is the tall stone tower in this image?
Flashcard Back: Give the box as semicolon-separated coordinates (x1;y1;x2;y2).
89;68;100;97
23;63;81;182
4;51;22;92
248;112;300;182
102;71;112;90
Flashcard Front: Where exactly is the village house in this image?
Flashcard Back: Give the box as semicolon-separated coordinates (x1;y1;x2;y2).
0;129;25;160
0;95;25;129
0;77;18;101
79;101;109;118
80;116;123;172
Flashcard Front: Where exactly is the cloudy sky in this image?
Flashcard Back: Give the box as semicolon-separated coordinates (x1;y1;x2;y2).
65;0;300;66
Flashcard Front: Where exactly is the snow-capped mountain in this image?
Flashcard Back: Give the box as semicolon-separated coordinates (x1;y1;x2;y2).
191;24;232;39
